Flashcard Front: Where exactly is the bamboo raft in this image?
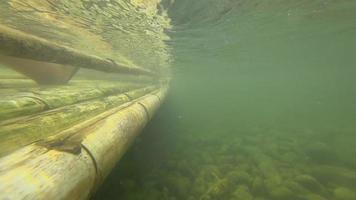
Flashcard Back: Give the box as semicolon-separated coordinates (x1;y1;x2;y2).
0;75;168;199
0;0;172;199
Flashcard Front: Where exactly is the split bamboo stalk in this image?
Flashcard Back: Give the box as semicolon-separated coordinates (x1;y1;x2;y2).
0;81;143;121
0;85;158;157
0;86;168;200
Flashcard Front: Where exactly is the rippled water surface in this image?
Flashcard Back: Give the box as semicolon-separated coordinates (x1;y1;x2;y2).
94;1;356;200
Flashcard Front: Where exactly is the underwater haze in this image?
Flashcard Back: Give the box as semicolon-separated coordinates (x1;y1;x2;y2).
94;0;356;200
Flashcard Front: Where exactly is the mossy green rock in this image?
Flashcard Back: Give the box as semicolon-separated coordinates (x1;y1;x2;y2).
251;177;265;195
311;165;356;186
264;176;283;192
200;178;230;200
295;174;323;192
333;187;356;200
305;142;339;165
254;198;267;200
269;186;294;200
304;194;327;200
230;185;253;200
228;170;252;185
144;188;162;200
165;174;191;198
285;180;308;194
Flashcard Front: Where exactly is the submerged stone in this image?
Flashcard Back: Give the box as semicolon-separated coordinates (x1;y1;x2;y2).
311;165;356;186
230;185;253;200
200;178;231;200
251;176;265;195
333;187;356;200
285;180;308;194
164;174;191;198
269;186;294;200
228;170;252;186
295;174;323;192
304;194;327;200
305;142;339;165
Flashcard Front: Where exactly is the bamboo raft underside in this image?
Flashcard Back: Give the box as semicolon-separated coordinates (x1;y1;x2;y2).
0;0;171;198
0;75;169;199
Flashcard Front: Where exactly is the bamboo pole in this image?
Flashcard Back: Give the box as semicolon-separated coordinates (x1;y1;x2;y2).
81;88;166;185
0;74;27;79
0;81;143;121
0;78;37;88
0;85;158;157
0;25;154;76
0;86;168;200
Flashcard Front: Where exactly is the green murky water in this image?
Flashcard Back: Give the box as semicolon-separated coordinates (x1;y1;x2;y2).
94;1;356;200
